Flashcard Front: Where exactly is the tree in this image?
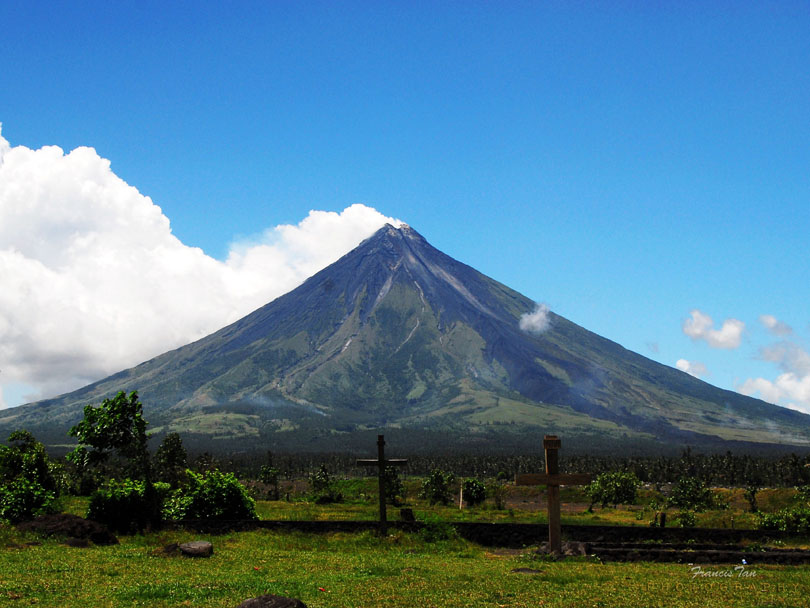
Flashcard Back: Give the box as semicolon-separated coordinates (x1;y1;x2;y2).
68;391;151;481
68;391;160;528
585;471;640;511
153;432;188;488
667;477;716;512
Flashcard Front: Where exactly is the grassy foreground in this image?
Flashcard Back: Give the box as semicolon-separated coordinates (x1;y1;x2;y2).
1;525;808;608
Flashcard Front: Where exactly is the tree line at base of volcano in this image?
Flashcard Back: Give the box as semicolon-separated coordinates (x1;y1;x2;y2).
3;390;810;535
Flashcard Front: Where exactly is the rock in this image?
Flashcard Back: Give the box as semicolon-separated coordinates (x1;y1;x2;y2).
511;567;542;574
179;540;214;557
236;595;308;608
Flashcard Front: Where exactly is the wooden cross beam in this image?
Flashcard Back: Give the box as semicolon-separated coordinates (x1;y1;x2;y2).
515;435;590;554
356;434;407;535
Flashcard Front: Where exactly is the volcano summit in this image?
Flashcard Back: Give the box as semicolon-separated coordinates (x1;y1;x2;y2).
4;224;809;451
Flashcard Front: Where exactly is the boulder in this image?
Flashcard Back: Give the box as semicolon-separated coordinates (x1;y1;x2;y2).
236;595;308;608
179;540;214;557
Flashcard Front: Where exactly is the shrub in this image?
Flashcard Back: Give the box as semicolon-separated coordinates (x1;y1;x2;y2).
676;510;697;528
0;431;60;523
87;478;159;534
165;469;257;521
308;465;342;504
419;469;455;506
758;507;810;534
667;477;717;512
0;477;58;523
585;471;640;511
462;478;487;507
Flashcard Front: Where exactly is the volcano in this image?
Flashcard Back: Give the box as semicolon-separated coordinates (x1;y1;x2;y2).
4;224;809;451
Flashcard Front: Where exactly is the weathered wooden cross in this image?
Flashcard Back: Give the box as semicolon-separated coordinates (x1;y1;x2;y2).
515;435;590;554
356;434;407;535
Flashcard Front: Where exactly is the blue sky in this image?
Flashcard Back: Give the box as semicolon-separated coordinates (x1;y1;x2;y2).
1;2;809;413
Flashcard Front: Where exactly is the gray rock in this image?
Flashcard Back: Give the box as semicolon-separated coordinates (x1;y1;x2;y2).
236;595;308;608
179;540;213;557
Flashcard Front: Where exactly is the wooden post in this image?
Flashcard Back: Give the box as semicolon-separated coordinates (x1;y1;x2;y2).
515;435;590;554
356;434;407;536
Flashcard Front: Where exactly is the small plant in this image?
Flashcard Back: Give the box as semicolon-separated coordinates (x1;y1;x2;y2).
675;510;696;528
489;482;507;510
308;465;343;504
585;471;640;511
419;469;456;506
462;478;487;507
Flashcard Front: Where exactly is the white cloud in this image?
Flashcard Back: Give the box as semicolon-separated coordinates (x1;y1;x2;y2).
519;303;551;334
675;359;708;379
759;314;793;336
682;309;744;349
738;338;810;414
738;374;810;415
0;127;400;407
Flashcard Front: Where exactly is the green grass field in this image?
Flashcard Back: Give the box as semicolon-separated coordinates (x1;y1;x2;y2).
1;525;808;608
5;480;809;607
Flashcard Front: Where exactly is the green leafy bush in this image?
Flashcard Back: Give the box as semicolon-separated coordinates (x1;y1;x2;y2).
462;478;487;507
667;477;717;512
585;471;640;511
165;469;257;521
0;477;57;523
419;469;455;506
676;510;697;528
87;478;159;534
758;507;810;534
0;431;60;523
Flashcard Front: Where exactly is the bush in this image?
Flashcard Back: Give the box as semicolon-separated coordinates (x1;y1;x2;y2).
0;477;58;523
419;469;455;506
667;477;717;512
165;469;257;521
676;510;697;528
758;507;810;534
585;471;640;511
462;478;487;507
308;465;342;504
0;431;60;523
87;478;159;534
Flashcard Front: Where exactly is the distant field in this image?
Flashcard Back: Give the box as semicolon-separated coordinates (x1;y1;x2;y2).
60;479;799;529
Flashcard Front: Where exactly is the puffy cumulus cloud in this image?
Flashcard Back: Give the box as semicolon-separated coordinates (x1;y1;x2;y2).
675;359;708;379
519;303;551;334
738;339;810;414
759;314;793;336
0;127;400;407
738;374;810;415
682;309;744;349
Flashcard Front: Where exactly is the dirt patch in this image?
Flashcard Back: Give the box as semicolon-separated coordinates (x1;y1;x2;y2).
17;514;118;546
